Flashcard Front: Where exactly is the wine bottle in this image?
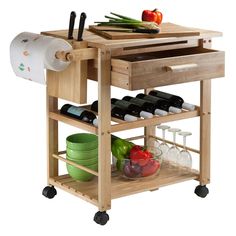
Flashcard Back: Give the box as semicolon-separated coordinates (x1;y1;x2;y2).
60;104;98;127
91;101;137;122
111;98;153;119
122;96;168;116
149;90;195;111
136;93;181;114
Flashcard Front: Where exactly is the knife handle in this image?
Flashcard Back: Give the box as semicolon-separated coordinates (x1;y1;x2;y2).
68;11;76;39
135;28;160;34
77;12;87;41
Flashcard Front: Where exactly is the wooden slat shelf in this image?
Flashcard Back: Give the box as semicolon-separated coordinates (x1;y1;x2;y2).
49;107;200;133
49;111;98;134
49;164;199;205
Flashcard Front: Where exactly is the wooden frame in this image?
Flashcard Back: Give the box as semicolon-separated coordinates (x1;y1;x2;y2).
44;26;224;214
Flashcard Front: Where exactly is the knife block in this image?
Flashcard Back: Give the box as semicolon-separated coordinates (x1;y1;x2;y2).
47;41;88;104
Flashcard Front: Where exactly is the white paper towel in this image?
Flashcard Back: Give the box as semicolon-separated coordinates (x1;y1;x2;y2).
10;32;72;84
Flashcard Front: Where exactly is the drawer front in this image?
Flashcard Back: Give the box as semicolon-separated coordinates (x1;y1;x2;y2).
111;48;225;90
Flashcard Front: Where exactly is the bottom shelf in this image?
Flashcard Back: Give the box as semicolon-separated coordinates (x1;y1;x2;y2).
49;164;199;207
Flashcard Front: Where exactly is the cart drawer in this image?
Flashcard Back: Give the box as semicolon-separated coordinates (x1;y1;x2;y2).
111;47;225;90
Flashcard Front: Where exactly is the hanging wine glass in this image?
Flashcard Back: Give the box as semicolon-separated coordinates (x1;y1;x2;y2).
166;128;181;168
177;131;192;172
157;125;170;163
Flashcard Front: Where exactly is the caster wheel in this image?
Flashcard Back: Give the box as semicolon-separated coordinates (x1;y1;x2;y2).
94;211;109;225
194;185;209;198
42;186;57;199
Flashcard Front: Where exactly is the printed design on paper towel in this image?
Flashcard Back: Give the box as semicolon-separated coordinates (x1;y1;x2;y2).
23;51;30;56
18;63;25;71
21;39;28;43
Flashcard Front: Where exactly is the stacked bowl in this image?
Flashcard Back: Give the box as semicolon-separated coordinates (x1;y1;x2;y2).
66;133;98;181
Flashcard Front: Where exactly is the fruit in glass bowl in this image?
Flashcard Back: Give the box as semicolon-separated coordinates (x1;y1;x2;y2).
115;145;162;179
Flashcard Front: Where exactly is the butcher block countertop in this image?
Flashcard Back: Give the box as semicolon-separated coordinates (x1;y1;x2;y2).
42;22;222;49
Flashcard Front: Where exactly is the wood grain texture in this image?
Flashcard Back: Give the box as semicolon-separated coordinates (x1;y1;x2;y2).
46;92;58;182
49;164;199;202
97;48;112;211
49;111;98;134
52;154;98;176
42;24;222;49
46;42;88;104
144;88;157;147
89;23;200;40
111;109;200;133
200;80;211;185
48;106;199;134
111;48;225;90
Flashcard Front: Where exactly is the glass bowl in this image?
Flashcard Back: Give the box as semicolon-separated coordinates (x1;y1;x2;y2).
115;146;162;179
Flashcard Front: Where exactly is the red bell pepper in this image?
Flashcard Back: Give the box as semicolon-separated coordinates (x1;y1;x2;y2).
130;145;153;166
142;9;163;25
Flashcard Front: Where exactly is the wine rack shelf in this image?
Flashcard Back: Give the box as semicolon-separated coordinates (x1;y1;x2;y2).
49;106;200;133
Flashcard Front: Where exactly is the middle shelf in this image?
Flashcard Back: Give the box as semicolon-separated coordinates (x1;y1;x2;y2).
49;105;200;134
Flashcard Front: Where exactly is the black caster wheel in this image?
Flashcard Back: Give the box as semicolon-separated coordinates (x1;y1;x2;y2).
42;186;57;199
194;185;209;198
94;211;109;225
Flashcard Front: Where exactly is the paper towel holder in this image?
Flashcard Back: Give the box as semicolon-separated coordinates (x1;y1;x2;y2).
55;48;97;62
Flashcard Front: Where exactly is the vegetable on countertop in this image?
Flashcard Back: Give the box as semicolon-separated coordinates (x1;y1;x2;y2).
142;9;163;25
95;12;159;30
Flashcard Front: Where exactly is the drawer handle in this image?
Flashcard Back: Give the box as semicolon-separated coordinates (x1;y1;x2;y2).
165;63;198;72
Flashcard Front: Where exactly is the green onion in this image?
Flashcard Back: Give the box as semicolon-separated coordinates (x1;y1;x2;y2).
95;12;159;30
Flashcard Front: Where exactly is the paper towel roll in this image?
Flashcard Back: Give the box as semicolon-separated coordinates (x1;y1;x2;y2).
10;32;72;84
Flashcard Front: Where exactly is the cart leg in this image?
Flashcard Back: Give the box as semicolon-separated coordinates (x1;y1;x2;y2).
42;89;59;199
144;88;156;147
46;93;59;182
197;79;211;195
97;48;111;218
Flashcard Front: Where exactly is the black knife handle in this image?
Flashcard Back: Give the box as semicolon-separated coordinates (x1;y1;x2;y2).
135;28;160;34
68;11;76;39
77;12;87;41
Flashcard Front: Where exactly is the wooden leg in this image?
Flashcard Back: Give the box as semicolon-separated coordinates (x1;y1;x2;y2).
144;88;156;146
199;80;211;185
46;91;59;183
97;48;111;211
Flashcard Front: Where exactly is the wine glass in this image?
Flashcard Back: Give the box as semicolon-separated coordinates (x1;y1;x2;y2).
166;128;181;168
177;131;192;172
157;125;170;163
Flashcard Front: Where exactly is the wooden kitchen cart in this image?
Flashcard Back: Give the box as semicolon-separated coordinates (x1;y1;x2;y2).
41;23;224;225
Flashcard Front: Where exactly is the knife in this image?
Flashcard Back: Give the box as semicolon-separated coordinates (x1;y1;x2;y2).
68;11;76;39
101;28;160;34
77;12;87;41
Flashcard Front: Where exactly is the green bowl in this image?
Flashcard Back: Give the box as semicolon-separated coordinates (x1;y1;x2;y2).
67;155;98;165
66;162;98;181
66;133;98;151
66;147;98;160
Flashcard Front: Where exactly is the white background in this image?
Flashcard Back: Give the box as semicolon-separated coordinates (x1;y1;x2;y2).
0;0;235;235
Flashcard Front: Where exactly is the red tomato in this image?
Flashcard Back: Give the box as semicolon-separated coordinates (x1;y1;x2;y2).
141;159;160;177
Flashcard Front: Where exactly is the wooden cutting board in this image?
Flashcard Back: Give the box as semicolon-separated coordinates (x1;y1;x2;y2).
89;22;200;40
